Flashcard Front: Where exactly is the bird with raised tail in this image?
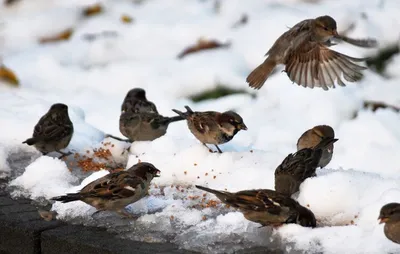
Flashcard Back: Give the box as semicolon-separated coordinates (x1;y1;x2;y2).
246;15;377;90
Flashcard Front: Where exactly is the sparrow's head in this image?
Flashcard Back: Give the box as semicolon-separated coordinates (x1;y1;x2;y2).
128;162;161;180
296;205;317;228
314;15;338;40
218;111;247;136
378;203;400;224
127;88;147;100
49;103;68;112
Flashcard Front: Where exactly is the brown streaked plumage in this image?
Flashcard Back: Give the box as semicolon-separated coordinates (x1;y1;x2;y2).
51;162;160;218
172;105;247;153
121;88;158;114
378;203;400;244
22;103;73;158
246;15;377;90
275;137;338;196
196;185;316;228
119;111;184;142
297;125;337;168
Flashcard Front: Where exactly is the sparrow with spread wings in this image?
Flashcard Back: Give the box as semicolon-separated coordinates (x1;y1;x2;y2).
246;15;377;90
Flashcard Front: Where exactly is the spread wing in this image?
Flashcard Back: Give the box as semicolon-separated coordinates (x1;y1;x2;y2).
81;171;144;200
285;41;367;90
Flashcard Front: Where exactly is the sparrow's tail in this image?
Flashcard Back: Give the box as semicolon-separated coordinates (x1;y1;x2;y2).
172;105;194;119
246;58;276;90
51;193;82;203
313;137;338;150
22;137;40;146
195;185;233;202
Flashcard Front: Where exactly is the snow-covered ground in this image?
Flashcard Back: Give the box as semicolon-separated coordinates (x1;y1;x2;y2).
1;0;400;253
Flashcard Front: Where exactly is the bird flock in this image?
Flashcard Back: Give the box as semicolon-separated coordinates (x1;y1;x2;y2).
21;15;400;246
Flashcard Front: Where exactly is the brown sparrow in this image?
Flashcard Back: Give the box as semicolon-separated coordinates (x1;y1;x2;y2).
297;125;336;168
379;203;400;244
121;88;158;114
196;185;316;228
119;111;184;141
246;15;377;90
22;103;73;158
172;105;247;153
275;137;338;196
51;162;160;218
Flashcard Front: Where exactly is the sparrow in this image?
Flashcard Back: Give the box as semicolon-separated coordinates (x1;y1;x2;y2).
246;15;377;90
297;125;337;168
196;185;316;228
51;162;161;218
22;103;73;158
121;88;158;114
378;203;400;244
172;105;247;153
275;137;338;196
119;111;184;141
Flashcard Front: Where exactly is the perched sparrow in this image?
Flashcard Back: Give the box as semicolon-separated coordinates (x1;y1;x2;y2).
297;125;336;168
246;15;377;90
196;185;316;228
172;106;247;153
22;103;73;158
275;137;338;196
119;111;184;141
378;203;400;244
121;88;158;114
51;162;160;218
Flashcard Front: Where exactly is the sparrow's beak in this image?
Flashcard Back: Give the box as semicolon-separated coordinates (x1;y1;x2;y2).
154;170;161;177
333;138;339;143
238;123;248;131
378;216;388;224
332;29;339;37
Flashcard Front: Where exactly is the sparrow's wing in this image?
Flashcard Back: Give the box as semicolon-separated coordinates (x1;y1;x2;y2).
190;113;217;134
275;149;321;181
266;19;313;56
33;112;72;141
285;41;367;90
81;171;144;200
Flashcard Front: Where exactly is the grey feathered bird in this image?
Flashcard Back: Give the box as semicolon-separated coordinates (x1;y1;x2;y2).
378;203;400;244
22;103;73;158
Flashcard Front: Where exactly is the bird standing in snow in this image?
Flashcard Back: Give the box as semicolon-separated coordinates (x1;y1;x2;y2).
246;15;377;90
51;162;160;218
22;103;73;158
109;88;185;142
275;137;338;196
297;125;337;168
172;105;247;153
196;185;316;228
378;203;400;244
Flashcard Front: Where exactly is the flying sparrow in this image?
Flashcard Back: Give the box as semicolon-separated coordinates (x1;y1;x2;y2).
121;88;158;114
378;203;400;244
22;103;73;158
275;137;338;196
119;111;184;142
297;125;337;168
172;105;247;153
51;162;160;218
246;15;377;90
196;185;316;228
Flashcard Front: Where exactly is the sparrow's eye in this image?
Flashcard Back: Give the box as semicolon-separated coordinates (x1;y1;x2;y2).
323;27;328;31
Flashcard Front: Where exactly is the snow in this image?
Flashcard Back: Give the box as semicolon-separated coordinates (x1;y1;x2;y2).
1;0;400;253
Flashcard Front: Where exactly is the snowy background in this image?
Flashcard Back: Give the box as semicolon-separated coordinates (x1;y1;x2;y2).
1;0;400;253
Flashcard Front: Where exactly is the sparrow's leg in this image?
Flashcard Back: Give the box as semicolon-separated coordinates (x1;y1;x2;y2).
105;134;131;143
214;145;223;154
57;151;72;159
202;143;214;153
